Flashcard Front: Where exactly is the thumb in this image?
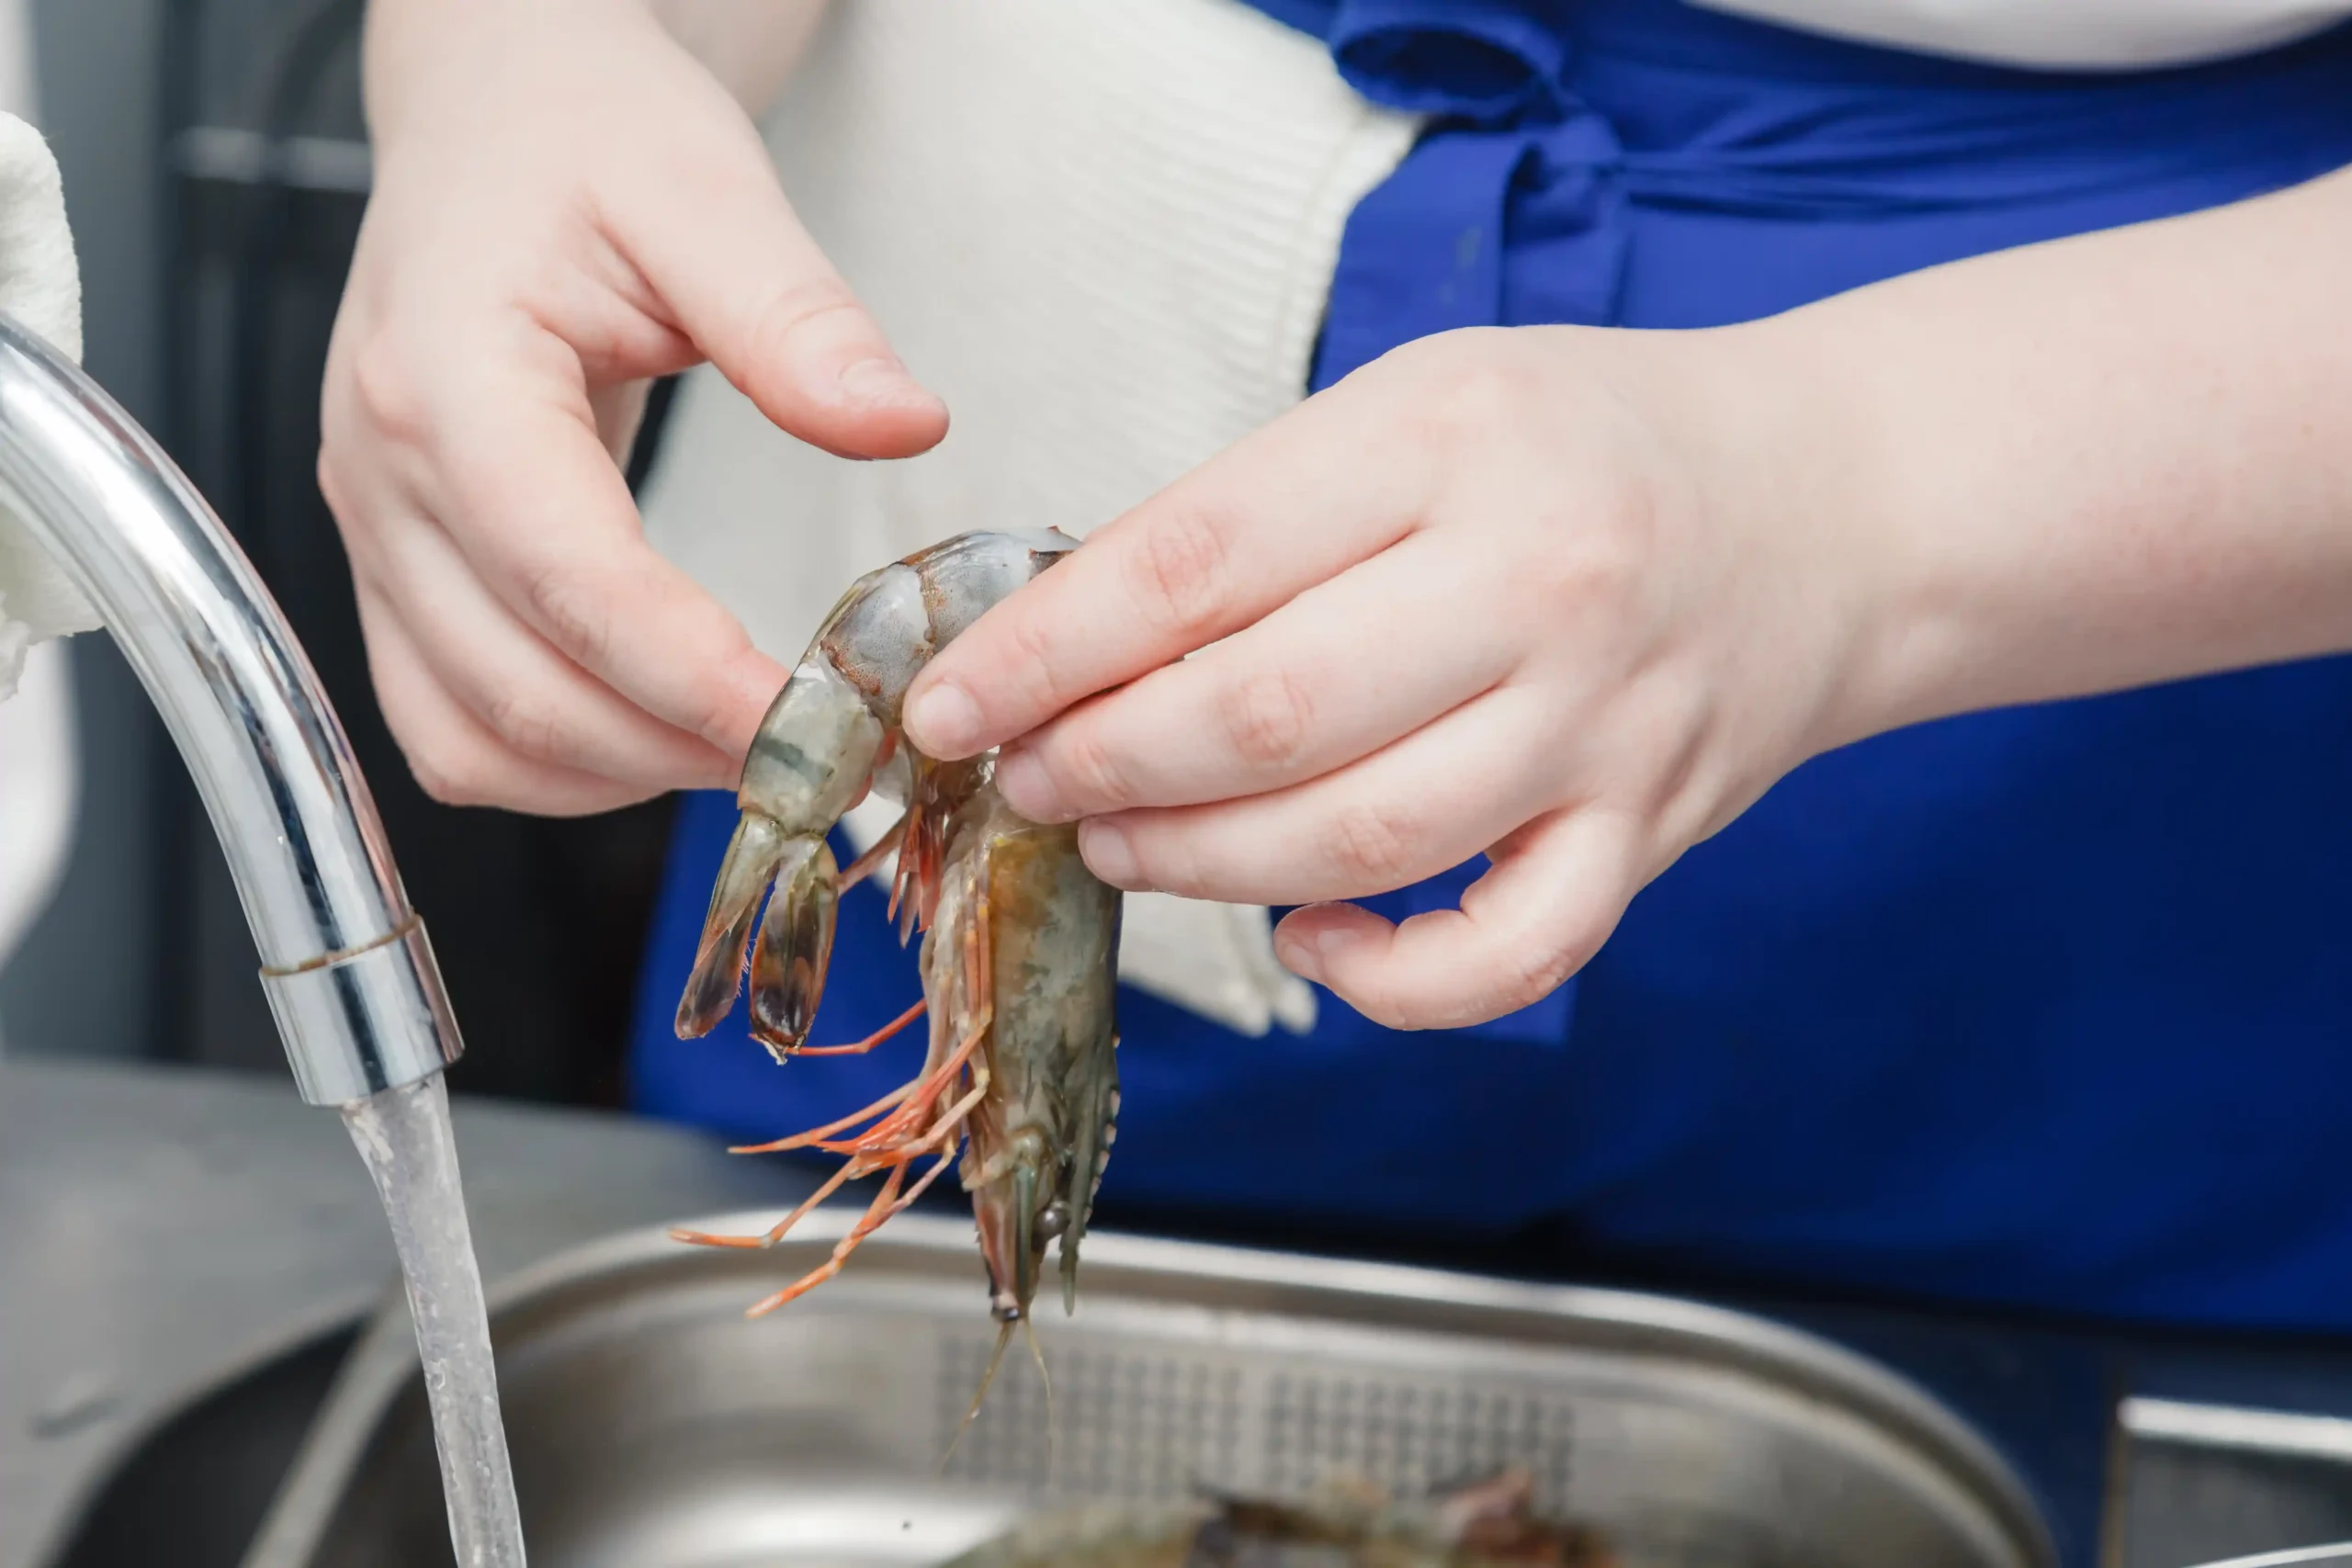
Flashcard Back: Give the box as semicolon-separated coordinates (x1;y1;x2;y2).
1274;808;1636;1031
610;105;947;461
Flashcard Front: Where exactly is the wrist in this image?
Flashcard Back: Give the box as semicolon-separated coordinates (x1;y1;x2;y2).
1747;315;1974;756
1624;318;1945;765
361;0;653;145
1718;174;2352;750
650;1;831;112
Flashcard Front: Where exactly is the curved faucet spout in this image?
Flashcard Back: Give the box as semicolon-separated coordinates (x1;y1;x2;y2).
0;312;462;1104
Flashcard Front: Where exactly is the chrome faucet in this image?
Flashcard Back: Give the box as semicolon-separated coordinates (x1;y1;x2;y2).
0;312;463;1103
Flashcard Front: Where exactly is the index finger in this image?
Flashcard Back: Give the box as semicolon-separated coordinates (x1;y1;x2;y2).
901;381;1429;760
611;100;949;463
432;332;788;758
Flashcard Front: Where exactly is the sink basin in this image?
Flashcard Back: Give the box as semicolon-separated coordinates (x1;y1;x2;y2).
235;1213;2055;1568
46;1328;356;1568
41;1207;2352;1568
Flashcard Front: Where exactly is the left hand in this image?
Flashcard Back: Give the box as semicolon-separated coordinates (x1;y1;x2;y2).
900;324;1895;1029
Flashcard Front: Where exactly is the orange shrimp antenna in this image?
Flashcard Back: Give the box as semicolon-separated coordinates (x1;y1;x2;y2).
833;816;908;893
786;998;927;1058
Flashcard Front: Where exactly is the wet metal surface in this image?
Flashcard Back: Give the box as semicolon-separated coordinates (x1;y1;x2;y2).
0;1058;806;1568
9;1058;2352;1568
244;1215;2058;1568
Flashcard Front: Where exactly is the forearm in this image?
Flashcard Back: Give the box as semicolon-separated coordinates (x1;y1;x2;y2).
1737;163;2352;749
650;0;829;115
363;0;824;138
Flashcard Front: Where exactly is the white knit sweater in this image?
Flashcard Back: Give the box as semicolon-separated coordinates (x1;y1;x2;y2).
1702;0;2350;68
639;0;1419;1036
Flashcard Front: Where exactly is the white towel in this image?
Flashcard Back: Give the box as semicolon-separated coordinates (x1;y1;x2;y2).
639;0;1417;1038
0;107;86;992
0;109;91;700
0;637;74;969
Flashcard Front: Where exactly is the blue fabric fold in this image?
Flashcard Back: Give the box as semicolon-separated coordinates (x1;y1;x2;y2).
1329;0;1570;120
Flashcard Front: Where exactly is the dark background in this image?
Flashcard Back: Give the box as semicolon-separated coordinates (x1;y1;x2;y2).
0;0;678;1106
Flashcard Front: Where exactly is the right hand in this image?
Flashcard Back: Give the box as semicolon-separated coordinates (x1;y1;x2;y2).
320;0;946;815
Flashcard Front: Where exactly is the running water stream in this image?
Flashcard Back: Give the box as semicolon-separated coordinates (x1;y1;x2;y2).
0;304;530;1565
342;1075;529;1568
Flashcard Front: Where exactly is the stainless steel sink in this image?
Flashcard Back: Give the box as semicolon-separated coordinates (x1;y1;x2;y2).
237;1213;2057;1568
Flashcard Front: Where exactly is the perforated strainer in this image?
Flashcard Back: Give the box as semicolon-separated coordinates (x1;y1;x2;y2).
247;1212;2059;1568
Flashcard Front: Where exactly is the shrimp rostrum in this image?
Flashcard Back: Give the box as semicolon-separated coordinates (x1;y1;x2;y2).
670;529;1123;1360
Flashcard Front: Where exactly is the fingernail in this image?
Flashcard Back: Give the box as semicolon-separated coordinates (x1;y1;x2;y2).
837;355;943;414
1274;931;1320;983
1080;820;1141;888
994;749;1068;821
903;682;982;757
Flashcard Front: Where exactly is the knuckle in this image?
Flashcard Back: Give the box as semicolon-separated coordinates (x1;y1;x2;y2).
1127;829;1208;900
673;635;765;749
345;333;430;444
1127;508;1237;639
1419;340;1544;455
744;279;867;364
401;742;493;808
1054;723;1134;809
517;558;615;671
1486;933;1585;1018
312;449;376;558
1320;799;1419;889
1525;497;1652;614
1225;670;1316;771
313;448;351;524
478;686;567;765
1366;932;1587;1035
1348;985;1416;1032
1001;604;1078;716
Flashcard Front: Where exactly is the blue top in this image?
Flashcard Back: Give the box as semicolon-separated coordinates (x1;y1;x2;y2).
629;0;2352;1332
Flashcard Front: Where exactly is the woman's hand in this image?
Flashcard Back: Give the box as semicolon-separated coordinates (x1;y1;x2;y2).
322;0;944;815
902;163;2352;1032
901;325;1886;1028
